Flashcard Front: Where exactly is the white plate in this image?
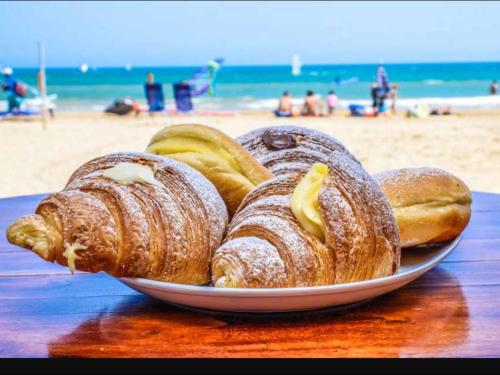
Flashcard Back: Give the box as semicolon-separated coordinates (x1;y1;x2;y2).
119;236;461;314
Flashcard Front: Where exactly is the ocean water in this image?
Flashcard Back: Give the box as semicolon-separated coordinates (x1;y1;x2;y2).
1;62;500;112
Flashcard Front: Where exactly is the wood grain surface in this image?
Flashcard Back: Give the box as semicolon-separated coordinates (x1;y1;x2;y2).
0;192;499;358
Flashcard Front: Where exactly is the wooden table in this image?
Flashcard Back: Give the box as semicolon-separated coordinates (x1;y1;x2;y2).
1;192;499;358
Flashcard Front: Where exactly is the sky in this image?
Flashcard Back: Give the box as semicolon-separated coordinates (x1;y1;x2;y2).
1;1;500;67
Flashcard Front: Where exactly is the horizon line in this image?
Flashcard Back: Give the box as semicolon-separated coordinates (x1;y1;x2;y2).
5;60;500;70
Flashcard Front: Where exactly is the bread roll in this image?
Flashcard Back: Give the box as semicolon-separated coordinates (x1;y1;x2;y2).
374;167;472;248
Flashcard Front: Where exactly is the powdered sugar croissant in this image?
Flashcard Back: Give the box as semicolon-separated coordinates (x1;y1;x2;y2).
236;125;358;176
6;152;228;284
146;124;273;217
212;150;400;288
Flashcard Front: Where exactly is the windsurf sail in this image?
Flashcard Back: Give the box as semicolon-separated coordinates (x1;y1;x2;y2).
291;54;302;76
79;64;89;73
187;58;224;97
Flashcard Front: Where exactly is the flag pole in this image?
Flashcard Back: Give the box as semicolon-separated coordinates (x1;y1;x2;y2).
38;40;48;129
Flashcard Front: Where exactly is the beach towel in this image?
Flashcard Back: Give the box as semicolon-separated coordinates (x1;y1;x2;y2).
348;104;366;117
273;110;292;117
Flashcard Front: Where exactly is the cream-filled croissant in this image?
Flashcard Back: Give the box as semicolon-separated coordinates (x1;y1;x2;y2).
238;126;472;249
146;124;273;216
6;152;228;284
212;150;400;288
236;125;359;176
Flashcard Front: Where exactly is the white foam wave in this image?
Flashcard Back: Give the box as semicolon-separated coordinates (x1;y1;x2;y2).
423;79;444;85
3;95;500;113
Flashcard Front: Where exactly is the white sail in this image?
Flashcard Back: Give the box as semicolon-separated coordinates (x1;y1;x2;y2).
79;63;89;73
291;54;302;76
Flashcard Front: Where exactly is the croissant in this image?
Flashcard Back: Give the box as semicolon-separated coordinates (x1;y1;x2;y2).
146;124;273;216
236;125;359;176
6;152;228;284
374;167;472;247
238;126;472;249
212;150;400;288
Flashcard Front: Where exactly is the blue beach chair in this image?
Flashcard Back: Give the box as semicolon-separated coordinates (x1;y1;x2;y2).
144;83;165;113
173;83;193;112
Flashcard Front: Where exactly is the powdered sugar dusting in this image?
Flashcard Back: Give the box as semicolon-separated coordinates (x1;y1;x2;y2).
44;152;228;284
212;126;400;287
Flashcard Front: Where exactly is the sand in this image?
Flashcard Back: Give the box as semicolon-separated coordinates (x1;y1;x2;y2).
0;110;499;198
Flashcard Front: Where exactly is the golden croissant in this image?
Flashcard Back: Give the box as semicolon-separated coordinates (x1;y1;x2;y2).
236;125;359;176
146;124;273;216
6;152;228;284
238;126;472;248
212;150;401;288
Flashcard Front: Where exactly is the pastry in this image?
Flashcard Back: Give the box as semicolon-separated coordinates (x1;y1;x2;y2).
374;167;472;247
239;126;472;248
146;124;273;216
212;150;400;288
6;152;228;284
236;125;359;175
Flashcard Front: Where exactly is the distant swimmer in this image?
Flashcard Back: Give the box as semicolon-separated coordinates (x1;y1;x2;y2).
490;80;498;95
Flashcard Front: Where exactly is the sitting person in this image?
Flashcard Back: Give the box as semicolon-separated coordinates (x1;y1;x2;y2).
430;106;452;116
326;90;338;115
274;91;295;117
301;90;320;116
1;67;24;113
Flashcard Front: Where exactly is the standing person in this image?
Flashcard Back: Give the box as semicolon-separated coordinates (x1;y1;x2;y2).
274;91;295;117
326;90;338;115
371;83;379;110
1;67;24;113
301;90;320;116
390;84;399;113
490;80;498;95
371;83;385;115
376;65;390;94
376;65;391;112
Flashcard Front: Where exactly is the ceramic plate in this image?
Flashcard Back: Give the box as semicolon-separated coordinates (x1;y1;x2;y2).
119;235;460;313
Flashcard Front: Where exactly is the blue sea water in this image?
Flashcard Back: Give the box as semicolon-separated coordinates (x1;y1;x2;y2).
2;62;500;111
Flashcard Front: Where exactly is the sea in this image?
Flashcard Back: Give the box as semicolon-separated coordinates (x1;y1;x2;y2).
2;62;500;112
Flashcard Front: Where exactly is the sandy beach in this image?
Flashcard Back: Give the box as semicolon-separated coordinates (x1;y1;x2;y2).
0;109;499;198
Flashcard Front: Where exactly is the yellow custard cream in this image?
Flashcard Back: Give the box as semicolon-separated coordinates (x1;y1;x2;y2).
63;241;88;273
103;162;159;186
291;163;329;241
146;136;242;176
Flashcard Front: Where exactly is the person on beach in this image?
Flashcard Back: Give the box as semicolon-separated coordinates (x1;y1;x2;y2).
302;90;320;116
390;84;399;113
274;91;297;117
376;65;391;95
1;67;25;113
490;80;498;95
371;83;386;116
326;90;338;115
